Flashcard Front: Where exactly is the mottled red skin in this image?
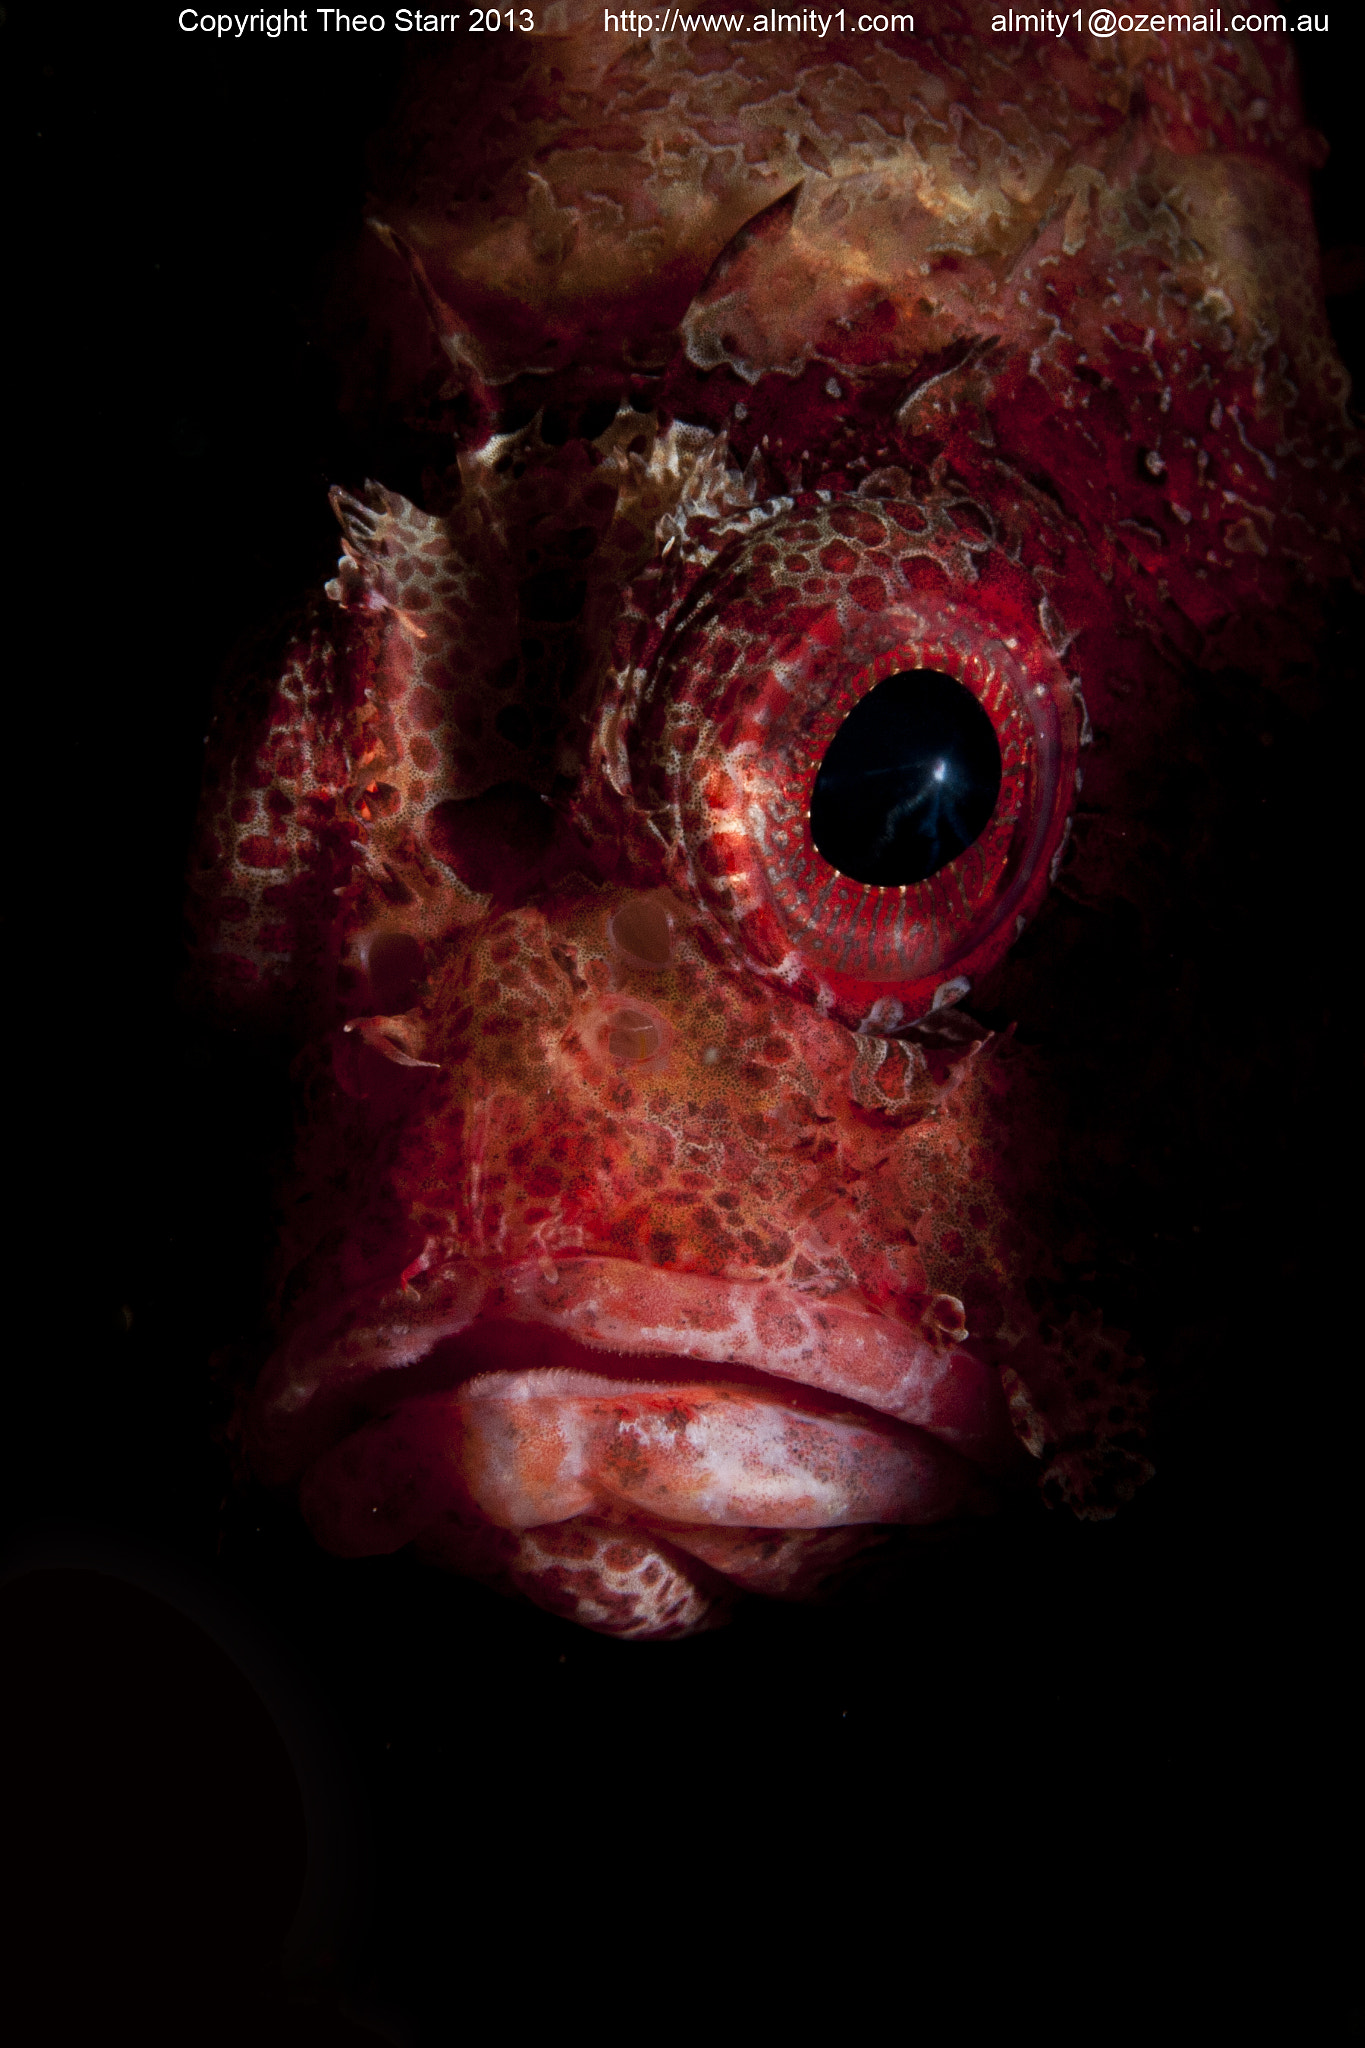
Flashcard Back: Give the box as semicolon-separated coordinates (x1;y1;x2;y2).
189;12;1360;1638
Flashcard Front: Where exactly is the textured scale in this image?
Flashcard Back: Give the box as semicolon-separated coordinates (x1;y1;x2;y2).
190;9;1359;1638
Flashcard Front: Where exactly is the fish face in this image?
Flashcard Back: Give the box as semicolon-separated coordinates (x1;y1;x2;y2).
190;13;1359;1637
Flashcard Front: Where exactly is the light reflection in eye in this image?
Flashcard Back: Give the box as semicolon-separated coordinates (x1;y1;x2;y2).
811;669;1002;887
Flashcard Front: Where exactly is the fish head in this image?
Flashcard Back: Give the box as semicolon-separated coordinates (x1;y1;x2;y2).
190;13;1358;1636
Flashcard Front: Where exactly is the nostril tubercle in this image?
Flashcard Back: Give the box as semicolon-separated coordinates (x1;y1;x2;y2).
609;894;673;968
607;1010;662;1064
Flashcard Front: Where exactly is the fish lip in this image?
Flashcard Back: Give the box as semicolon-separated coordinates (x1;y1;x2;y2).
251;1252;1022;1485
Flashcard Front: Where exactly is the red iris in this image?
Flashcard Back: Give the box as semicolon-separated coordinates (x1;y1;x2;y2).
615;494;1082;1031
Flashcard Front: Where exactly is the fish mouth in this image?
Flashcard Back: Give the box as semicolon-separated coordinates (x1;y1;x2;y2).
253;1256;1027;1559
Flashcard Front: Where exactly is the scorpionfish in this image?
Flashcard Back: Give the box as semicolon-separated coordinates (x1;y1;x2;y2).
188;7;1360;1637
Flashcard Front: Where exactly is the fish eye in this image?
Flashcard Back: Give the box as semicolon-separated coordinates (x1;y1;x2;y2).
608;496;1081;1030
810;669;1003;887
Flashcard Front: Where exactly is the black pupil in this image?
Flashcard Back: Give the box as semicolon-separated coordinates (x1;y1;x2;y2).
810;669;1003;886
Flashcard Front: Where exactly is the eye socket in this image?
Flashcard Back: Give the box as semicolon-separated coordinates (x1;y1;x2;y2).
604;496;1081;1030
811;669;1003;887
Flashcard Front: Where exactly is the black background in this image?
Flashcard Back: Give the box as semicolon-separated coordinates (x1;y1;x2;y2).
5;11;1359;2041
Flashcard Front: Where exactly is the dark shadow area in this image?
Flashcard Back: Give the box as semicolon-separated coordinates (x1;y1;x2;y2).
0;1550;390;2044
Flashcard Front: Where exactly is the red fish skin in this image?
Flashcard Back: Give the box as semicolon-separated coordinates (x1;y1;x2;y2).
188;12;1360;1638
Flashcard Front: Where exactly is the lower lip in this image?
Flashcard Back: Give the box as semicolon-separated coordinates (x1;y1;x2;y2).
295;1319;1006;1562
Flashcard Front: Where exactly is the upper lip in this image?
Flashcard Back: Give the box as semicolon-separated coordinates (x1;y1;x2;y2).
250;1253;1023;1486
